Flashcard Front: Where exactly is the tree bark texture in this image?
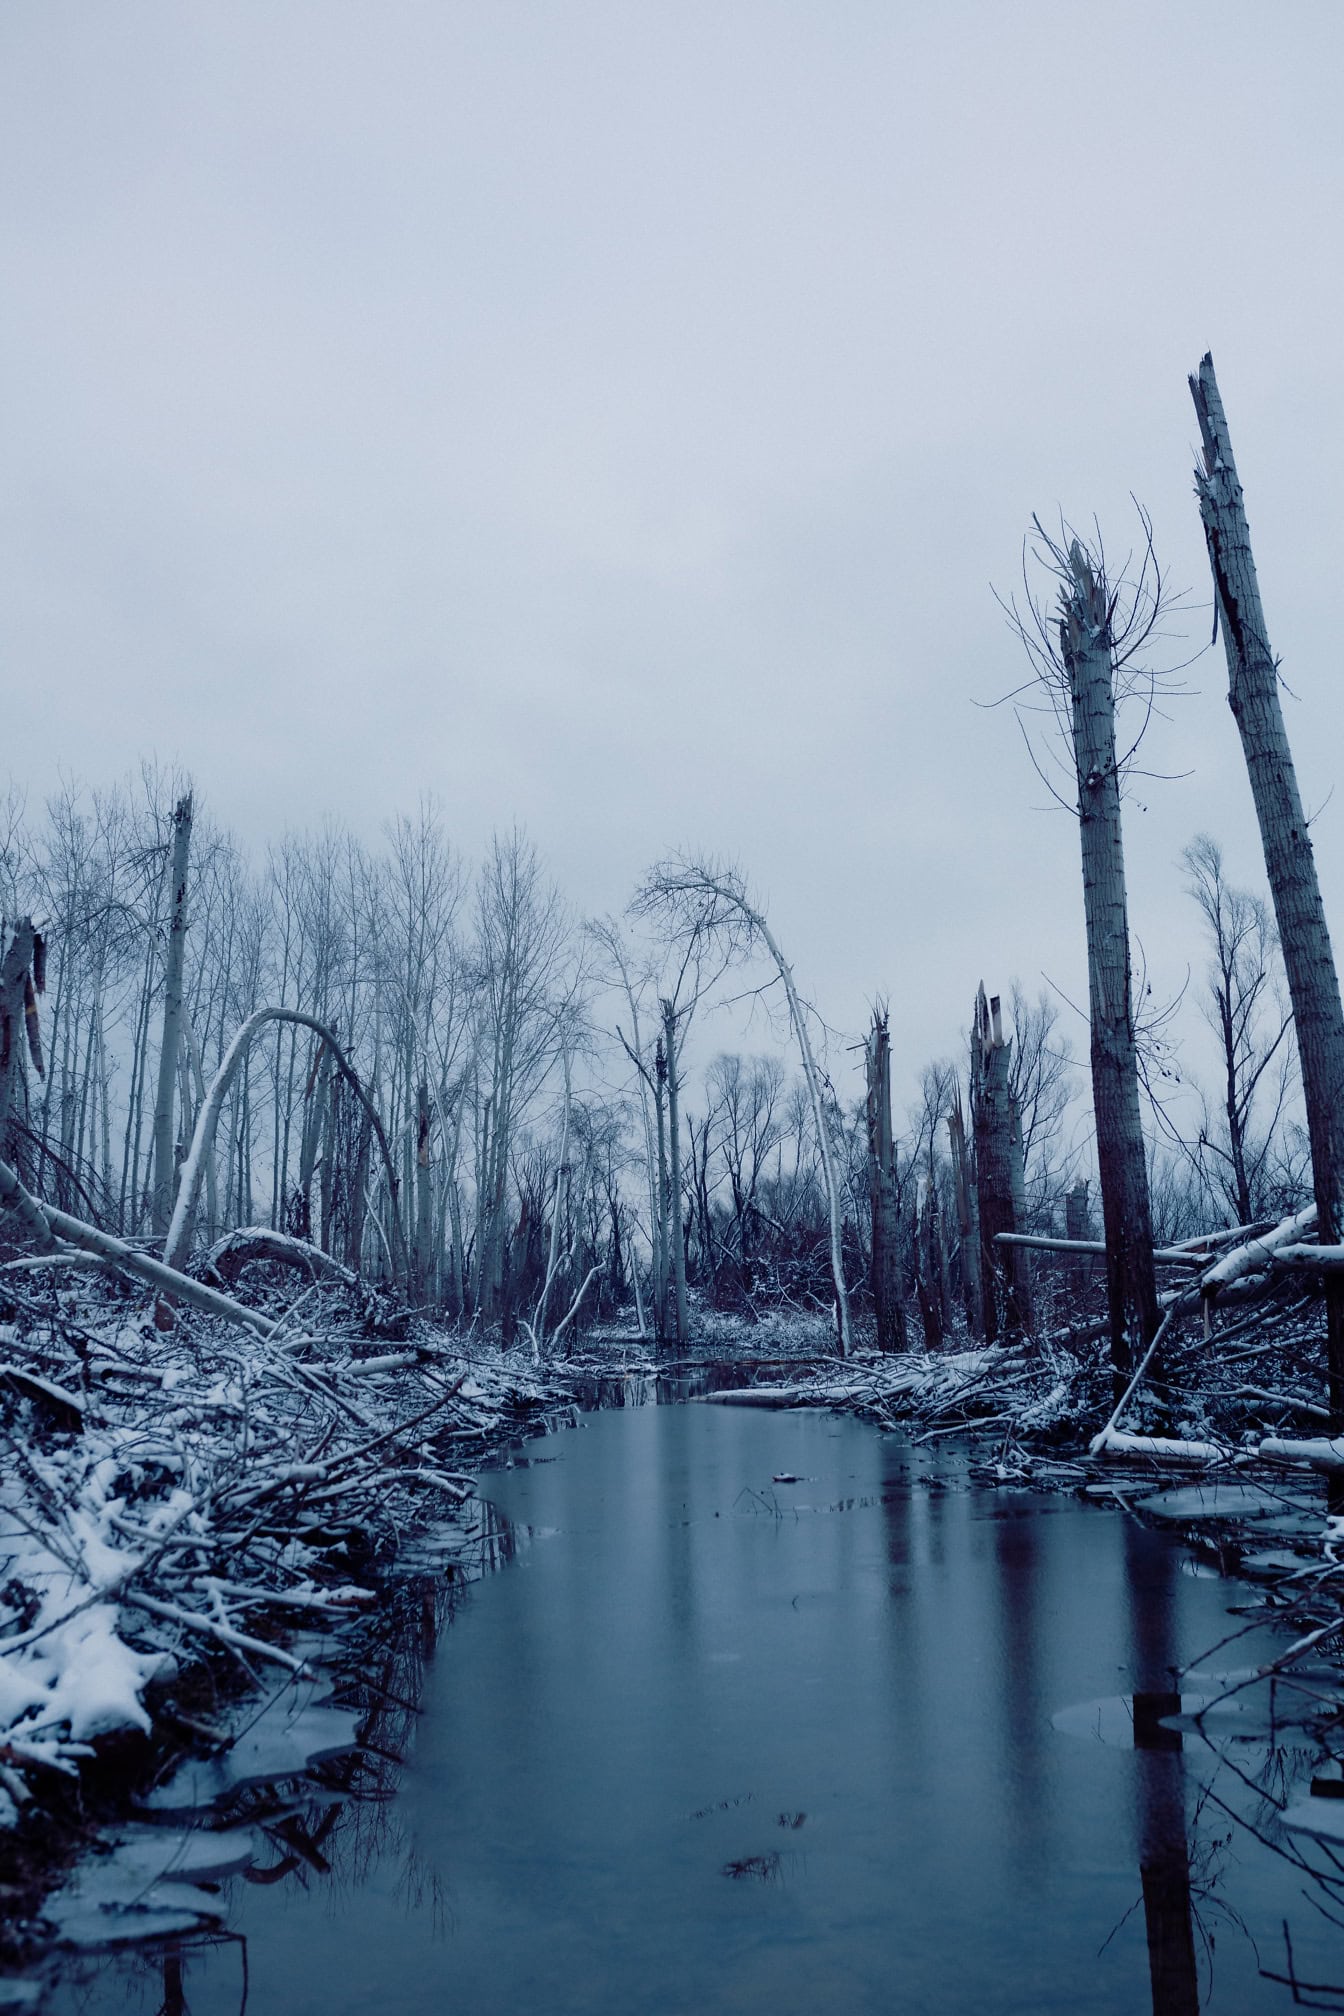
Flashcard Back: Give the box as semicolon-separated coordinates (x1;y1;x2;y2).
864;1011;906;1352
151;793;193;1236
1060;548;1160;1396
1190;352;1344;1422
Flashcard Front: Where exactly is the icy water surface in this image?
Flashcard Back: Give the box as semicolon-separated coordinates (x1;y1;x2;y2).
45;1404;1344;2013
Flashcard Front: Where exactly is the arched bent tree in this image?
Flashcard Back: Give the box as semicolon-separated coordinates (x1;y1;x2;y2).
633;856;853;1357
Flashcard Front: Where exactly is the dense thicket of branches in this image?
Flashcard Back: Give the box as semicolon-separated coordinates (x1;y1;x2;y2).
0;763;1310;1353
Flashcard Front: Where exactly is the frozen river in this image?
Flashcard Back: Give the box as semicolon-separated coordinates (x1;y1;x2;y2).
47;1399;1344;2013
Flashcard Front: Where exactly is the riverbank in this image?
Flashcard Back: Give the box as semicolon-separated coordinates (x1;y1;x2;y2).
5;1268;1344;1973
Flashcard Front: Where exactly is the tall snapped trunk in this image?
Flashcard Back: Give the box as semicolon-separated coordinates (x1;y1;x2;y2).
1190;353;1344;1423
1061;548;1160;1397
971;986;1031;1341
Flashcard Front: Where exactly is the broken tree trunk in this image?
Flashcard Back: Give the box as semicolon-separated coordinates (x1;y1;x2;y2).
151;793;193;1238
971;986;1030;1340
1060;547;1161;1400
1191;352;1344;1425
864;1011;906;1352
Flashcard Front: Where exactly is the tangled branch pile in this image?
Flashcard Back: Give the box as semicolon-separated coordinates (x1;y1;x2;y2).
0;1264;558;1823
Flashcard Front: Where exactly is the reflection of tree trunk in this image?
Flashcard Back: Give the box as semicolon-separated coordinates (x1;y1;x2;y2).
161;1948;186;2016
1125;1524;1200;2016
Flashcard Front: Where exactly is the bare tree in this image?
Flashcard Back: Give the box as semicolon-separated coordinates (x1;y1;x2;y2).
634;855;852;1355
1190;353;1344;1420
1182;834;1294;1226
1006;522;1170;1395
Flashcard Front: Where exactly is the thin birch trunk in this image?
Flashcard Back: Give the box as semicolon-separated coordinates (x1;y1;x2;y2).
151;792;192;1236
662;998;689;1345
1190;352;1344;1423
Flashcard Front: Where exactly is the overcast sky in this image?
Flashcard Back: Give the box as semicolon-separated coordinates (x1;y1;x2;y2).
3;2;1342;1114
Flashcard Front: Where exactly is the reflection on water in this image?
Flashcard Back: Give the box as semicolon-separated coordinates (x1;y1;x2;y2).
39;1407;1344;2015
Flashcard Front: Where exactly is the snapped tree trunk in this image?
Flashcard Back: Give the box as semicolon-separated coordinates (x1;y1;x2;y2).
864;1010;906;1351
662;998;689;1345
1065;1177;1094;1300
1190;352;1344;1423
151;793;193;1237
970;986;1031;1340
1060;547;1160;1399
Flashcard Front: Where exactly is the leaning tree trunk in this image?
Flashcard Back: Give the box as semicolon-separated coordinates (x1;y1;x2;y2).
1190;353;1344;1424
151;793;193;1236
1061;547;1161;1399
0;919;42;1165
970;985;1031;1341
662;998;689;1346
864;1010;906;1351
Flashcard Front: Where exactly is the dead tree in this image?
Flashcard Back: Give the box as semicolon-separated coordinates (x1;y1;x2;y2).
970;986;1031;1339
1065;1177;1094;1299
634;857;852;1356
1183;833;1294;1226
1061;546;1161;1392
1005;522;1167;1396
151;793;193;1236
864;1010;906;1351
1190;353;1344;1421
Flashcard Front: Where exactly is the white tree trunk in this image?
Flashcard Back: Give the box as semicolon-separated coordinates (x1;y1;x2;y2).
151;793;192;1236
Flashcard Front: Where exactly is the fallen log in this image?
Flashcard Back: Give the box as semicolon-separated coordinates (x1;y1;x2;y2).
995;1232;1206;1268
1201;1205;1318;1295
1259;1435;1344;1472
692;1386;805;1408
1;1155;282;1341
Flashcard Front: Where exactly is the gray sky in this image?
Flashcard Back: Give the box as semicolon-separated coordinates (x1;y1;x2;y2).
4;2;1342;1111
